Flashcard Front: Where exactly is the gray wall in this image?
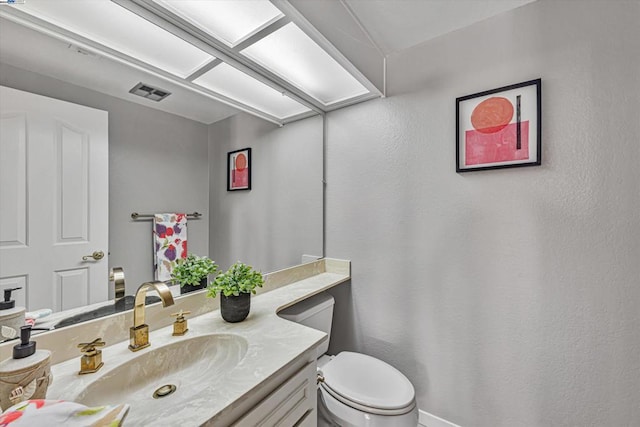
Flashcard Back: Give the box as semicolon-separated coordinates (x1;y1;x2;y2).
325;1;640;426
0;64;210;294
208;113;323;273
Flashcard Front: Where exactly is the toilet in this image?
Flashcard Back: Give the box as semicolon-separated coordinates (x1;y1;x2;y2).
279;292;419;427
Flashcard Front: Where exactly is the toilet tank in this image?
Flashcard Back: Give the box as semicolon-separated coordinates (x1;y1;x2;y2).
278;292;334;357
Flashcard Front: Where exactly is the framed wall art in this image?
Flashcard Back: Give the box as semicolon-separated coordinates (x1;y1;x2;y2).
227;147;251;191
456;78;541;172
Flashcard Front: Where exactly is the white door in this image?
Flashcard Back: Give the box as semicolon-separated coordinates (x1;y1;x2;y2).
0;86;108;312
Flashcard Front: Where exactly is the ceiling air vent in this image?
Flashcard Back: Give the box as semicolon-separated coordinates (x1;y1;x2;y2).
129;82;171;102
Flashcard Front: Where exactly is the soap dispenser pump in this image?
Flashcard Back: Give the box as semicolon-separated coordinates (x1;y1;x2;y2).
0;287;20;310
0;326;52;410
13;325;37;359
0;288;25;339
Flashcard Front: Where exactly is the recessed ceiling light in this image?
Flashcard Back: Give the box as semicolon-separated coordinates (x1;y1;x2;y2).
19;0;213;78
241;23;369;106
153;0;284;47
193;64;310;120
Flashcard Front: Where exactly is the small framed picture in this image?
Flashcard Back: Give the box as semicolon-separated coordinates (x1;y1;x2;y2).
456;79;541;172
227;148;251;191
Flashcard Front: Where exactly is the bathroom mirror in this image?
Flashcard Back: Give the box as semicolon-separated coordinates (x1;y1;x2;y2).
0;15;323;331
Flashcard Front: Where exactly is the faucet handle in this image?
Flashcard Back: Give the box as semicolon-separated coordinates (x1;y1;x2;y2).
77;338;105;375
77;338;105;355
170;310;191;336
170;310;191;321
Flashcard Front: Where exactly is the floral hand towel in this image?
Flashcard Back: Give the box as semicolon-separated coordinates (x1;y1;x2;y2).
153;213;187;281
0;400;129;426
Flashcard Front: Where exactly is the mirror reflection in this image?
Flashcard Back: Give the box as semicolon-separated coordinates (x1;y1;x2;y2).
0;17;323;333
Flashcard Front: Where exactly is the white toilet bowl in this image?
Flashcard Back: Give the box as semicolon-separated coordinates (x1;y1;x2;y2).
318;351;418;427
317;351;418;427
279;293;419;427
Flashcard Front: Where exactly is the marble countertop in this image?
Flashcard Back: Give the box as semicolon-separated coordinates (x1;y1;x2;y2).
45;259;350;426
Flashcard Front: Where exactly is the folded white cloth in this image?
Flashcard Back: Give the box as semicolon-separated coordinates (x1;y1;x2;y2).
153;213;188;281
0;400;129;426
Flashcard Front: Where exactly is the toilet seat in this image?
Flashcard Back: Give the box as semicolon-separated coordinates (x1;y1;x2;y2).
320;352;416;415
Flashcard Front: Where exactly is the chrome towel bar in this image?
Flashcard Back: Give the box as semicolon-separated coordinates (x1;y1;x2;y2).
130;212;202;220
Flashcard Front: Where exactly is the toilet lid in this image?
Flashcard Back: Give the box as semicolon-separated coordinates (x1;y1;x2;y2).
321;352;415;411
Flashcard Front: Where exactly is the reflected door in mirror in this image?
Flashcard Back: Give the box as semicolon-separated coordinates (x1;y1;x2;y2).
0;86;109;312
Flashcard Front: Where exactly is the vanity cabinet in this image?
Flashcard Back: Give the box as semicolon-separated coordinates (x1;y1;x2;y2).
34;261;350;427
231;360;317;427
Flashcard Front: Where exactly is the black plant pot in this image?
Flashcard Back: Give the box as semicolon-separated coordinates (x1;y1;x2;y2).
180;278;207;295
220;293;251;323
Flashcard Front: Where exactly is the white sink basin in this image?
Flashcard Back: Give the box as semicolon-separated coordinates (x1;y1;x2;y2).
75;334;248;416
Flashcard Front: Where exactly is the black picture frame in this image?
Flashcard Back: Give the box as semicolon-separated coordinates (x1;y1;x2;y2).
456;78;541;172
227;147;251;191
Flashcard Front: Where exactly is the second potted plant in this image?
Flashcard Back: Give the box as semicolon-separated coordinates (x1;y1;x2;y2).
170;254;219;294
207;261;264;322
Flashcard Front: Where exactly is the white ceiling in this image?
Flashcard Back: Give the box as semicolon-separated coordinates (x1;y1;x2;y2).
0;18;240;124
0;0;537;124
343;0;537;56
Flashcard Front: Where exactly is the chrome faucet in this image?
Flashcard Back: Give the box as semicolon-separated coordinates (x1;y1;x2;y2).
129;281;175;352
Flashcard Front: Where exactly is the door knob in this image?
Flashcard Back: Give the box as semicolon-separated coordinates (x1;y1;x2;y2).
82;251;105;261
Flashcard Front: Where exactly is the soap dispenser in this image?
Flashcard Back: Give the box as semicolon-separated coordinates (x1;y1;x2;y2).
0;326;52;411
0;288;25;339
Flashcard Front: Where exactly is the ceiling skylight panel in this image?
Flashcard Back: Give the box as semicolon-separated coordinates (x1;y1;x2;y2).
193;64;310;120
18;0;212;78
153;0;284;47
241;23;369;106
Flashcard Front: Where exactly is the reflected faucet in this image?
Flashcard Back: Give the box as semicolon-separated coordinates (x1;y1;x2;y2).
129;281;174;352
109;267;126;302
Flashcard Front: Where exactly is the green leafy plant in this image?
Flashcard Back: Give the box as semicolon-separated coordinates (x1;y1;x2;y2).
170;254;219;287
207;261;264;297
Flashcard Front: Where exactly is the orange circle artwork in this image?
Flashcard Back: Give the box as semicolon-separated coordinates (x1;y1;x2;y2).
235;153;247;171
470;97;514;134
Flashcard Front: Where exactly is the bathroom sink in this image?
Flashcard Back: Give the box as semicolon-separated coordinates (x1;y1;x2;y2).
75;334;248;417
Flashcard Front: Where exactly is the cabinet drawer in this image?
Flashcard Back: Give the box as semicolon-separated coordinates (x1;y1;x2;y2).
293;410;315;427
232;361;316;427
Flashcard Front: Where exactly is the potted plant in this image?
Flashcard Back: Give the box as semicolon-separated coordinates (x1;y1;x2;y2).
206;261;264;322
170;254;219;294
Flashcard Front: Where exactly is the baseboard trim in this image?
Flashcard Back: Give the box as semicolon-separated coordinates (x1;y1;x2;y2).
419;409;461;427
